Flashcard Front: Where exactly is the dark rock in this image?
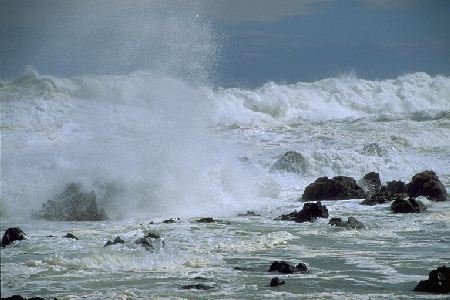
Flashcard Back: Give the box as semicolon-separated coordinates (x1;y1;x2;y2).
268;261;308;274
391;197;427;213
301;176;367;201
233;267;255;271
104;236;125;247
1;227;26;247
406;171;447;201
237;211;261;217
414;265;450;293
361;143;388;157
359;172;381;196
135;231;163;251
33;183;108;221
329;217;365;229
270;277;285;287
63;233;78;240
380;180;407;194
162;217;180;224
275;201;328;223
181;284;213;290
1;296;47;300
270;151;307;174
360;191;405;206
239;156;249;162
196;217;217;223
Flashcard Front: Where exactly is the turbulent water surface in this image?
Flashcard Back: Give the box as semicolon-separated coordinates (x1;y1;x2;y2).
1;70;450;299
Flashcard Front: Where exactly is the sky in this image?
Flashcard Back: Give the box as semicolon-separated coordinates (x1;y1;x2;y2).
0;0;449;87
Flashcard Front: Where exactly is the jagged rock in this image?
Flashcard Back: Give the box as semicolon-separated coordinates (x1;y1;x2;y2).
63;233;78;240
414;265;450;293
359;172;381;196
1;296;47;300
104;236;125;247
135;231;163;251
301;176;367;201
34;183;108;221
391;197;427;213
329;217;365;229
270;151;307;174
270;277;285;287
1;227;26;247
181;284;213;290
361;143;388;157
275;201;328;223
237;211;261;217
196;217;217;223
162;218;180;224
380;180;407;194
268;261;308;274
360;191;406;206
406;171;447;201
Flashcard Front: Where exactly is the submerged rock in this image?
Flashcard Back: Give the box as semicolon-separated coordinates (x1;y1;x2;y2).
275;201;329;223
63;233;78;240
268;261;308;274
391;197;427;213
162;217;180;224
135;231;163;251
270;151;307;174
237;211;261;217
1;227;26;247
195;217;217;223
301;176;367;201
181;284;213;290
406;171;447;201
104;236;125;247
360;191;405;206
34;183;108;221
270;277;285;287
414;265;450;293
329;217;365;230
359;172;381;196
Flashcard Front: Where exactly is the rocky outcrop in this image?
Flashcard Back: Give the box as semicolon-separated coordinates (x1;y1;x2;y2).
414;265;450;293
302;176;367;201
270;151;307;174
359;172;381;196
1;296;47;300
380;180;407;194
406;171;447;201
196;217;217;223
162;218;180;224
1;227;26;247
135;231;163;251
63;233;78;240
270;277;285;287
104;236;125;247
391;197;427;213
360;191;405;206
268;261;308;274
275;201;328;223
181;284;213;290
237;211;261;217
34;183;108;221
329;217;365;229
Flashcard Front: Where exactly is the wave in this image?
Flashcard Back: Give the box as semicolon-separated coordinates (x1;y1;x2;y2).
210;72;450;125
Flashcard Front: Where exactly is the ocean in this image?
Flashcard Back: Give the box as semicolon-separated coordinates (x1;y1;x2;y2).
1;69;449;299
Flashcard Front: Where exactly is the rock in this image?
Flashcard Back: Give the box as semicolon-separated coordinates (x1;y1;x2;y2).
181;284;213;290
329;217;365;229
237;211;261;217
239;156;249;162
135;231;163;251
414;265;450;293
270;277;285;287
391;197;427;213
1;227;26;247
1;296;47;300
270;151;307;174
360;191;405;206
268;261;308;274
275;201;329;223
301;176;367;201
196;217;217;223
162;217;180;224
359;172;381;196
380;180;407;194
63;233;78;240
34;183;108;221
104;236;125;247
406;171;447;201
361;143;388;157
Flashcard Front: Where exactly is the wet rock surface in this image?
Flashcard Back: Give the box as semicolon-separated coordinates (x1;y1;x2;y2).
33;183;108;221
302;176;367;201
104;236;125;247
329;217;365;229
391;197;427;213
275;201;329;223
237;211;261;217
1;227;26;247
414;265;450;293
406;171;447;201
359;172;381;196
360;191;405;206
270;277;285;287
181;284;213;290
270;150;307;174
268;261;308;274
162;217;180;224
63;233;78;240
195;217;217;223
135;232;163;251
380;180;407;194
